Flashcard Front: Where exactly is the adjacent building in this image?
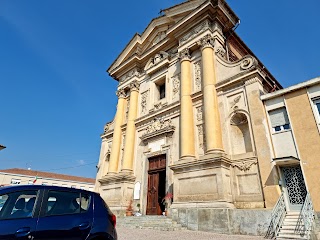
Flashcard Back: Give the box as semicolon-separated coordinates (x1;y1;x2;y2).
0;168;95;191
95;0;319;236
262;77;320;212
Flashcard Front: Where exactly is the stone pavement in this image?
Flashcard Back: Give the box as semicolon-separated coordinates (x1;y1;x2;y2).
117;226;265;240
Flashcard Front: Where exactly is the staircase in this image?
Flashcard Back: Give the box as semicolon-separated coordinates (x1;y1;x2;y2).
276;211;307;239
117;215;186;231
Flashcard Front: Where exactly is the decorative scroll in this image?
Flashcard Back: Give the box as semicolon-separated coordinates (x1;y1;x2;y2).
194;61;202;91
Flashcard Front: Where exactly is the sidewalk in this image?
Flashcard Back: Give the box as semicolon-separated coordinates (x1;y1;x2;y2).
117;226;264;240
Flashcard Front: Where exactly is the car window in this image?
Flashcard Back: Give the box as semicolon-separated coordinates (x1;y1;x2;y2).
45;191;81;216
78;193;90;212
0;190;37;220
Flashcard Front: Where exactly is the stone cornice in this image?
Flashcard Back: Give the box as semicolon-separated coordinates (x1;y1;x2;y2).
170;154;231;173
98;173;136;184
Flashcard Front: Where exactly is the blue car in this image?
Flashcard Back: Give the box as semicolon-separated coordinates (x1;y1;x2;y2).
0;185;117;240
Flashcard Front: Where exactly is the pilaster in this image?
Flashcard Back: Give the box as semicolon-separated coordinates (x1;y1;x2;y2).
198;34;224;153
122;80;140;173
179;48;195;160
108;88;126;174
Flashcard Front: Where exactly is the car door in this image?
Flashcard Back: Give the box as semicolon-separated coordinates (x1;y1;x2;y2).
0;189;40;240
35;189;93;240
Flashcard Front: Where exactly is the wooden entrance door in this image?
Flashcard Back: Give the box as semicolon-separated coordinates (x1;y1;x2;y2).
146;155;166;215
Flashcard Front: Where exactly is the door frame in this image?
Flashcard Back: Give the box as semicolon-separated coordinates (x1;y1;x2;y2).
146;154;166;215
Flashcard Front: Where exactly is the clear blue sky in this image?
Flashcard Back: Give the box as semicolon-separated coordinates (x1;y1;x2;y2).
0;0;319;178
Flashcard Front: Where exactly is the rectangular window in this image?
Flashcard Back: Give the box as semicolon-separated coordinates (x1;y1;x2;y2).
269;107;290;132
159;83;166;99
155;78;166;101
11;179;21;185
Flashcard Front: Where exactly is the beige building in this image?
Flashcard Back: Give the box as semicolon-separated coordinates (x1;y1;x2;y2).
0;168;95;191
95;0;319;237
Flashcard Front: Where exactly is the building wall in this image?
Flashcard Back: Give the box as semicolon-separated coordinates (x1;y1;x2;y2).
0;172;95;192
284;87;320;211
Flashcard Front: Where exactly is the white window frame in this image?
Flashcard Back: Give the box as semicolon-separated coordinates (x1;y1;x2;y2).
312;98;320;125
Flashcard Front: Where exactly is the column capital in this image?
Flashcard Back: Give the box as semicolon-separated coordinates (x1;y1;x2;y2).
197;34;214;50
179;48;191;62
116;88;126;99
129;80;140;92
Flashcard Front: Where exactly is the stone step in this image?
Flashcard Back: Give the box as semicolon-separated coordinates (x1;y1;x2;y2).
278;229;305;235
277;233;307;239
281;225;305;230
117;216;185;231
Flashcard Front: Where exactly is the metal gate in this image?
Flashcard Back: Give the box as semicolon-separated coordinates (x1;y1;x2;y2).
281;166;307;211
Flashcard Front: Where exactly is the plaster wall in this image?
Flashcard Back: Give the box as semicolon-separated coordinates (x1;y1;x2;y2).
284;88;320;211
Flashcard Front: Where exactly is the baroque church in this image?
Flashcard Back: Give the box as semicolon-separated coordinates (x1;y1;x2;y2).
95;0;320;237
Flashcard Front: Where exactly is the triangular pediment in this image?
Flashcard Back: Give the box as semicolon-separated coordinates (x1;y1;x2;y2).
108;0;208;76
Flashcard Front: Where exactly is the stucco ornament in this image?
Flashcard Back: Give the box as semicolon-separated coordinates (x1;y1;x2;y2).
116;88;126;98
145;51;169;70
231;161;257;171
240;56;257;70
146;117;173;134
194;61;202;91
179;20;211;45
215;46;226;58
172;74;180;97
141;91;148;114
129;80;140;91
197;34;214;49
179;48;191;61
120;68;141;82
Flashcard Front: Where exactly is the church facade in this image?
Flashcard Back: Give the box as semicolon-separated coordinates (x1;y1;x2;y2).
95;0;319;236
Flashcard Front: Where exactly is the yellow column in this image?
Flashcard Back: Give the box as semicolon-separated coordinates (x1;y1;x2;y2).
122;80;140;172
179;48;195;159
199;34;224;153
108;88;126;173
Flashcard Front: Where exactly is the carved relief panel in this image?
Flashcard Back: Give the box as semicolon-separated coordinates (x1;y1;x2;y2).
195;105;205;155
227;91;246;112
140;90;149;115
171;74;180;102
194;61;202;92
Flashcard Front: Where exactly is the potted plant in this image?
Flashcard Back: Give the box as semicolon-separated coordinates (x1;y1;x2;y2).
125;200;133;216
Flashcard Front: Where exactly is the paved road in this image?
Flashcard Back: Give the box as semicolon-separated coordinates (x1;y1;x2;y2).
117;226;264;240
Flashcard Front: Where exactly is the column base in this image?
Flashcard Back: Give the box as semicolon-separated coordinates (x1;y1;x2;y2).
120;169;133;174
170;155;232;203
98;172;136;216
205;148;225;155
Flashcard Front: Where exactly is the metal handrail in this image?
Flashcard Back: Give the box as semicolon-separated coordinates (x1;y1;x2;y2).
265;192;287;239
300;192;315;239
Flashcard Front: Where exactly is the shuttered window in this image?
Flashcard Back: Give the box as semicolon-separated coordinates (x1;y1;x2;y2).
269;107;290;132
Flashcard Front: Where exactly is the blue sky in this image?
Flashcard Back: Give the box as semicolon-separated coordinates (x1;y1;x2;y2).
0;0;319;179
